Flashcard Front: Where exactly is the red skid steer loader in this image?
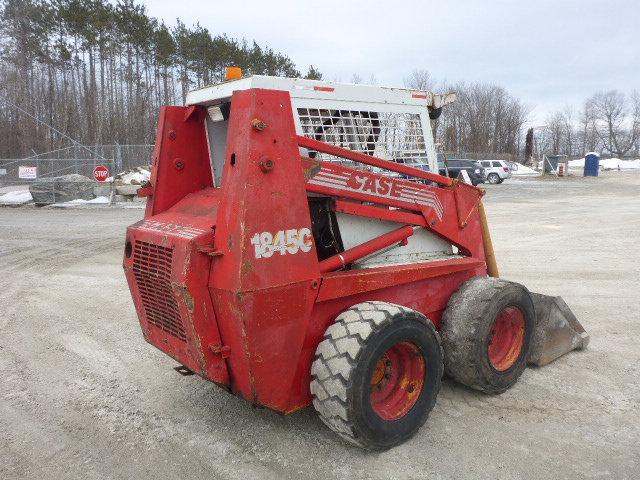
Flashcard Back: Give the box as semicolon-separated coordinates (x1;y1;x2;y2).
123;73;588;450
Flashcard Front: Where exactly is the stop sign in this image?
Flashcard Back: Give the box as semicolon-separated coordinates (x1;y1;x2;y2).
93;165;109;182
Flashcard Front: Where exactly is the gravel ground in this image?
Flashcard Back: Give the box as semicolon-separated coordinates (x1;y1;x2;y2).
1;172;639;479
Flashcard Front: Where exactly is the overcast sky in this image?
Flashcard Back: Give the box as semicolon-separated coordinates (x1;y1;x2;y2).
143;0;639;124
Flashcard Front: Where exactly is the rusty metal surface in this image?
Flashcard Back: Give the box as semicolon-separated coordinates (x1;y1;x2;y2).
123;105;229;386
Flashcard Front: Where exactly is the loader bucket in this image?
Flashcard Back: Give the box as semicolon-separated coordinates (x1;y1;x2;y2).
527;293;589;367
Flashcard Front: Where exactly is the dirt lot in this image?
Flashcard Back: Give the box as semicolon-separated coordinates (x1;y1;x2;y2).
1;172;639;480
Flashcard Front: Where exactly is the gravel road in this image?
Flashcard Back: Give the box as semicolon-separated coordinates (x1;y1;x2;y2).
1;173;639;479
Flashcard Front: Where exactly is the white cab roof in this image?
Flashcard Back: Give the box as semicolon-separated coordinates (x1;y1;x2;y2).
186;75;455;109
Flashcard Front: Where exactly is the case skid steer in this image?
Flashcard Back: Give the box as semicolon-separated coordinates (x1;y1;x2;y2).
123;72;589;450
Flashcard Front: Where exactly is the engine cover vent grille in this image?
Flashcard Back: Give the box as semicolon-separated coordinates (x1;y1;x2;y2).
132;241;186;341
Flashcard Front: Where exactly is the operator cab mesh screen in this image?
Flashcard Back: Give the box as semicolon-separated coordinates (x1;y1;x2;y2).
297;108;429;171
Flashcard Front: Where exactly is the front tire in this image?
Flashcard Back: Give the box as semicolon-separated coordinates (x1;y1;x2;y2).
311;301;443;450
441;277;535;394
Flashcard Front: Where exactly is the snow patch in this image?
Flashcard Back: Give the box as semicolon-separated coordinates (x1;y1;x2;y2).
568;158;585;168
66;196;110;204
111;166;151;185
0;189;33;204
569;157;640;170
510;163;541;176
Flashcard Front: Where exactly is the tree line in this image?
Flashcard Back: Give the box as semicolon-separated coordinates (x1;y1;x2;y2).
404;70;529;160
0;0;321;158
405;69;639;161
536;90;639;159
1;0;636;162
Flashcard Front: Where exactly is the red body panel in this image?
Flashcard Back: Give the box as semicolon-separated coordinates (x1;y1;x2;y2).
124;88;489;414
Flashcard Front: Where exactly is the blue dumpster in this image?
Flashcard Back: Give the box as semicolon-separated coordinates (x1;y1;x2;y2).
584;153;600;177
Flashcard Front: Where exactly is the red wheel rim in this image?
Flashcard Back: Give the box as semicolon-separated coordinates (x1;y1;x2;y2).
369;342;426;421
488;306;525;371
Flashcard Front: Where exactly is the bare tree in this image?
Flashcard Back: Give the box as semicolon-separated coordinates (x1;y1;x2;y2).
543;106;577;156
631;91;640;155
579;99;599;154
437;82;529;158
404;69;443;138
589;90;639;157
562;106;575;156
403;69;434;91
533;128;552;160
546;112;565;154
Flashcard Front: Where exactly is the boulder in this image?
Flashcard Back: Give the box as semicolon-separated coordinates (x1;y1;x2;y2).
116;184;141;196
29;174;94;205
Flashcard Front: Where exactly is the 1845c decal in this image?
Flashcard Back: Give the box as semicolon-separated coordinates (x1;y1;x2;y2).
251;228;313;259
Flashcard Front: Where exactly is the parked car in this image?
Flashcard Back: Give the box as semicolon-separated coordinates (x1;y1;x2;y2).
479;160;512;184
439;159;486;186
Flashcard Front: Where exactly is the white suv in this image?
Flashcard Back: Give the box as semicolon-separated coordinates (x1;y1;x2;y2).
479;160;512;184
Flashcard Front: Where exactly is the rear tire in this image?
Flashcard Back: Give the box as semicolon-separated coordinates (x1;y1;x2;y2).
311;301;443;450
441;277;535;394
487;173;501;184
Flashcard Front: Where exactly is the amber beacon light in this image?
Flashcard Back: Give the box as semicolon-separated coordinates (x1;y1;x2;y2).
225;66;242;81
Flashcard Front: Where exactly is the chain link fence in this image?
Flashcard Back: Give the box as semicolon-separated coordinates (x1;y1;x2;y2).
0;144;153;205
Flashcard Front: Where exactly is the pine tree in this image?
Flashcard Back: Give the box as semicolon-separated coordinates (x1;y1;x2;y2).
525;128;534;165
304;65;322;80
0;0;320;157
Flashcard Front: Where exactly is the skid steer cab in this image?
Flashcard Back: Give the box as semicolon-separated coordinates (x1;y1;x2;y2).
123;74;588;450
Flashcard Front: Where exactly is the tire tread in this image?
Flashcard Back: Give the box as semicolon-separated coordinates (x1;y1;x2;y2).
311;301;441;448
441;277;533;394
